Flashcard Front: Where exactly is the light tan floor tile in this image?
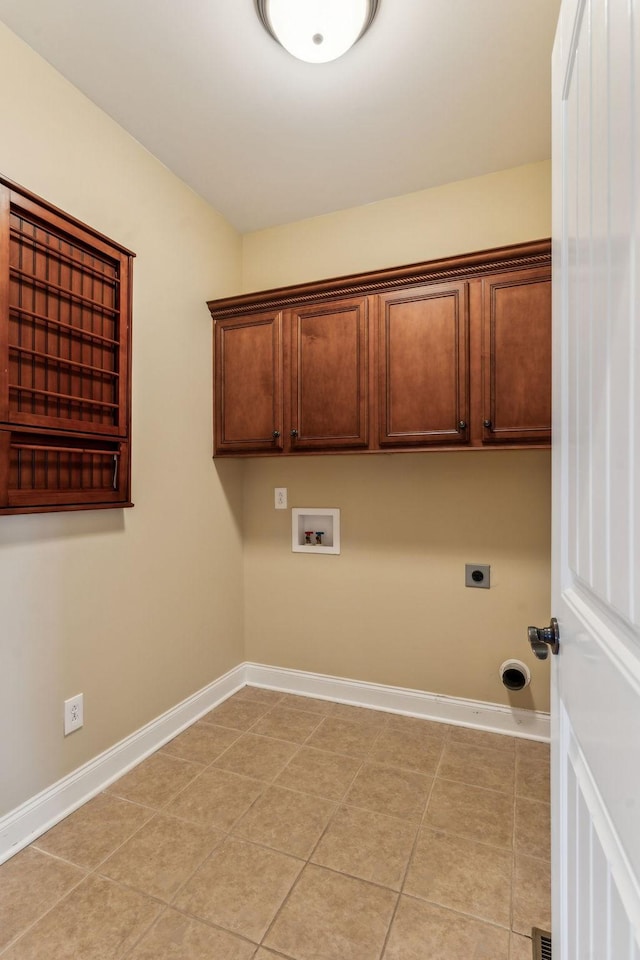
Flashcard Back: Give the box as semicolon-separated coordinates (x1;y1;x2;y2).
447;726;517;754
516;754;550;803
264;863;397;960
404;828;512;927
383;896;510;960
510;933;534;960
232;785;336;859
251;707;324;744
515;797;551;860
306;717;382;758
312;804;417;890
438;740;516;794
254;951;298;959
512;854;552;936
99;812;224;901
213;734;299;781
233;686;286;705
254;951;295;959
274;746;362;801
3;875;160;960
160;722;240;765
2;704;544;960
127;908;257;959
0;847;85;952
165;767;264;830
327;702;390;726
369;727;443;777
516;739;550;763
33;793;152;869
276;694;334;715
106;753;203;809
201;698;271;731
425;779;514;848
346;762;432;822
386;714;450;740
174;838;302;943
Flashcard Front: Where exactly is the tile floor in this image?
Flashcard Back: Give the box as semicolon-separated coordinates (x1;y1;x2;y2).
0;687;551;959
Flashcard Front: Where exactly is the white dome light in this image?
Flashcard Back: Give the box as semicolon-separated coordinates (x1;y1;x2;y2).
256;0;380;64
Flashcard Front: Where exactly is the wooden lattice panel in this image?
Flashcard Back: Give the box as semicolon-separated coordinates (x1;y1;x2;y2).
4;194;129;436
1;430;129;511
0;177;134;514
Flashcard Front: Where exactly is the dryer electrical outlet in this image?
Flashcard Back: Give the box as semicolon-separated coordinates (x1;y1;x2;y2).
465;564;491;589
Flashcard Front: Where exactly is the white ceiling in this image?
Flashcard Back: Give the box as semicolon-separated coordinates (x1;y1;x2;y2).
0;0;561;233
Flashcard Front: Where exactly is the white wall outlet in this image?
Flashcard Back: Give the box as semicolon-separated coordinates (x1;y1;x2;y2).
275;487;287;509
64;694;84;735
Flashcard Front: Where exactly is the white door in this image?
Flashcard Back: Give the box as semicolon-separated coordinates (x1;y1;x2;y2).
552;0;640;955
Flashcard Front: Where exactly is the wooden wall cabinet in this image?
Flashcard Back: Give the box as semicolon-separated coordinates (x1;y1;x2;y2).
378;282;469;447
289;297;369;452
208;240;551;458
213;296;370;456
214;310;283;453
0;176;134;513
480;268;552;445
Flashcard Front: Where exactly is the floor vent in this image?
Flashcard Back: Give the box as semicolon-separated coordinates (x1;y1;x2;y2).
532;927;552;960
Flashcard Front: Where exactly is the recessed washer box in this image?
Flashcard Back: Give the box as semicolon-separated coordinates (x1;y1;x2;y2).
292;508;340;554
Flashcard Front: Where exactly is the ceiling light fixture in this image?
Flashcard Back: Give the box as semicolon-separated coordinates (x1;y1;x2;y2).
255;0;380;64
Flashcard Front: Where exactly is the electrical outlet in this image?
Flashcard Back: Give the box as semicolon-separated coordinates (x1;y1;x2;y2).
64;694;84;735
275;487;288;509
465;564;490;589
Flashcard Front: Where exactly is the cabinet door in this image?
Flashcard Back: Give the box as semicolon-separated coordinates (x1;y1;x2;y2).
214;311;283;454
378;282;469;446
481;268;551;444
289;297;369;450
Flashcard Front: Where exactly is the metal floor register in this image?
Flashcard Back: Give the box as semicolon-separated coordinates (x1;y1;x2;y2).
532;928;552;960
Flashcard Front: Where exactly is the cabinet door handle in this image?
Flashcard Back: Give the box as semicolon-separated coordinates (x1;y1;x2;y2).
483;420;492;430
290;429;298;439
458;421;467;431
272;430;280;439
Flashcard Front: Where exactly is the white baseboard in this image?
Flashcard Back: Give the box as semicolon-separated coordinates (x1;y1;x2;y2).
245;662;551;741
0;664;245;865
0;661;549;865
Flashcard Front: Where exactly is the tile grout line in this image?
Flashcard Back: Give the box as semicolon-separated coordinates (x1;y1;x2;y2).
113;690;294;956
391;728;518;951
106;881;169;960
511;750;519;940
256;708;391;950
0;860;89;957
127;689;322;949
124;897;263;955
398;891;519;932
222;695;334;829
375;718;450;958
110;900;171;960
10;800;181;956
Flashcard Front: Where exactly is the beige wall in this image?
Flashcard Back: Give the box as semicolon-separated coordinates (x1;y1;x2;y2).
242;161;551;291
0;24;244;817
241;163;553;712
